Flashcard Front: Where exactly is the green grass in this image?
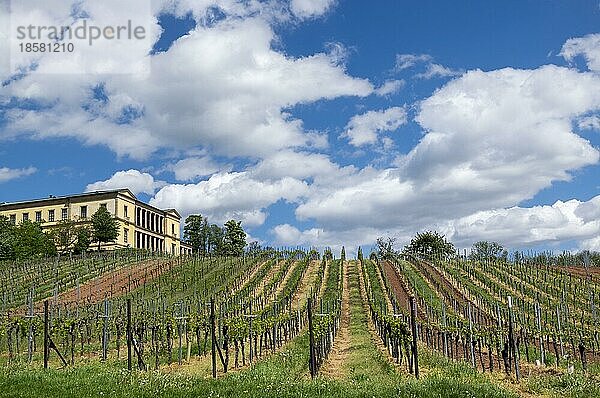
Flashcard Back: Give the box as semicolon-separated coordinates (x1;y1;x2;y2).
338;260;395;381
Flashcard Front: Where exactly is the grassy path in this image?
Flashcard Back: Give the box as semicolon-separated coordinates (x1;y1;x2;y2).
320;260;394;380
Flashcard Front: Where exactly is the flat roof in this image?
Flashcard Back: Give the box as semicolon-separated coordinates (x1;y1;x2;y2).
0;189;133;207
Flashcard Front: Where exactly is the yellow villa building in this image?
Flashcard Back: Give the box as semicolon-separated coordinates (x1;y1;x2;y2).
0;189;192;255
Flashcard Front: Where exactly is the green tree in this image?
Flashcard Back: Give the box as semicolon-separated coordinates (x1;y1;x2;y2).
357;246;363;262
184;215;209;255
0;215;16;260
91;206;119;250
340;246;346;261
207;224;224;255
376;237;396;260
223;220;246;257
13;220;56;260
323;247;333;261
74;227;92;254
52;218;91;254
404;231;455;260
469;241;507;262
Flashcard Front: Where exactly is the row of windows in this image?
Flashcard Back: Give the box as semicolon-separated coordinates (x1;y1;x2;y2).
9;208;68;224
7;203;109;224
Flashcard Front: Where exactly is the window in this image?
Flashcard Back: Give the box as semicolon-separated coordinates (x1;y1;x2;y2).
124;205;128;218
22;213;29;222
9;214;15;224
171;224;175;235
80;206;87;219
35;211;42;223
124;228;129;244
61;208;68;220
48;209;55;222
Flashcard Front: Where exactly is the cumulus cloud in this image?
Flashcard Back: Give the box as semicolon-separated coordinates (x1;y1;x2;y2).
0;167;37;183
561;33;600;72
86;170;166;195
343;107;407;147
166;156;223;181
1;2;372;160
297;64;600;247
445;197;600;248
150;171;309;227
290;0;336;19
271;223;384;254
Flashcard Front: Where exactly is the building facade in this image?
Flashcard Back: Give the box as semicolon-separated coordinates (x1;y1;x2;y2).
0;189;192;255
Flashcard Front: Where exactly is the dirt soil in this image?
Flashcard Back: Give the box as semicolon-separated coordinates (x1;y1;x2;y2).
382;260;427;321
33;258;175;311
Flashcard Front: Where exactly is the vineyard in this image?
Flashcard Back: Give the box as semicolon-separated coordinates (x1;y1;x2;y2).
1;248;600;398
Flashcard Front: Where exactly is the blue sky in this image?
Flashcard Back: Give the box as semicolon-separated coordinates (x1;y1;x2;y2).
1;1;600;252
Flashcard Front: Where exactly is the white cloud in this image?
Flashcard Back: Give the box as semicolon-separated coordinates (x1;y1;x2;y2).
251;150;356;185
290;0;336;19
343;107;407;147
561;33;600;72
296;64;600;248
445;197;600;248
86;169;166;195
0;167;37;183
271;223;381;254
395;53;460;80
150;171;309;227
581;236;600;251
415;63;462;79
395;54;432;71
374;79;404;96
1;3;372;160
166;156;223;181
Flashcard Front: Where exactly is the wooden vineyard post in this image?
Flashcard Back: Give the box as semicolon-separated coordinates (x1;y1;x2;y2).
44;300;49;369
468;303;476;369
102;298;109;361
26;290;34;363
127;298;132;371
556;306;564;358
508;295;520;381
410;296;419;379
442;301;448;358
211;297;217;379
308;297;316;379
535;302;545;366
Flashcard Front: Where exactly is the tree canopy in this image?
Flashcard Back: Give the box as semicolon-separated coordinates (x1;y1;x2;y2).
0;216;56;260
183;214;208;255
376;237;397;260
223;220;246;256
53;218;91;254
183;215;248;257
469;241;507;262
91;206;119;250
404;231;455;260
